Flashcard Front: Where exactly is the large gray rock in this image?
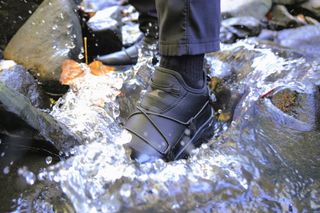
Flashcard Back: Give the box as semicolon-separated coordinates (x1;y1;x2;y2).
4;0;83;86
0;62;49;108
221;0;272;19
274;24;320;59
0;0;42;49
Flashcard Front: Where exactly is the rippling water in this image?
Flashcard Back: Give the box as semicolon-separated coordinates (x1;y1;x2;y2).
14;40;320;212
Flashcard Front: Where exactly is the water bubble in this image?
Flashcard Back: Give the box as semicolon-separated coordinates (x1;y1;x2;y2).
120;184;131;198
78;53;84;60
184;129;191;136
65;43;76;49
0;139;1;144
45;156;53;165
28;10;32;14
3;166;9;175
18;167;36;185
1;152;5;157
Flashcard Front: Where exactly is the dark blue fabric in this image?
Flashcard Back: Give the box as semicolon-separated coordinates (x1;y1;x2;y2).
129;0;221;56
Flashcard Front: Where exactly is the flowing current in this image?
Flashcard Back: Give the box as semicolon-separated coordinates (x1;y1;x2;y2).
16;40;320;212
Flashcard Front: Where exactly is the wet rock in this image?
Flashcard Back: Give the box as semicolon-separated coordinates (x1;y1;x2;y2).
250;84;320;175
81;0;122;12
0;61;49;109
268;5;306;29
221;0;272;19
0;0;42;49
81;5;122;62
121;5;143;47
258;29;278;41
272;0;307;5
0;81;81;152
87;6;121;33
221;17;263;40
268;87;320;129
220;26;237;44
0;49;3;60
305;16;320;24
274;24;320;59
205;39;314;119
4;0;83;88
300;0;320;17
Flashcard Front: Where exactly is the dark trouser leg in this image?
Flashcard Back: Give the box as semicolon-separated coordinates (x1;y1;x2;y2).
155;0;221;56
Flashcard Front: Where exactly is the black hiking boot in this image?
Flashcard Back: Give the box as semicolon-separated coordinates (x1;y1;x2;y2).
97;36;158;66
125;67;215;163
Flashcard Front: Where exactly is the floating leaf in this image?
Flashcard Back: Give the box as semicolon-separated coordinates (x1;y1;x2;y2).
60;59;84;85
89;60;114;76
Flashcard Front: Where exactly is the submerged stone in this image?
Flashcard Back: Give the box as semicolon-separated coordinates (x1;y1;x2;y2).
4;0;83;88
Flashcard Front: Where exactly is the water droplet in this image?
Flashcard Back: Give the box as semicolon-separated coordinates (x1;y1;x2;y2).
120;184;131;198
78;53;84;60
184;129;191;136
45;156;53;165
18;167;36;185
3;166;9;175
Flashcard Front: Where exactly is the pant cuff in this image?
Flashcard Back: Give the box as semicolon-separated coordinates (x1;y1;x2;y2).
159;39;220;56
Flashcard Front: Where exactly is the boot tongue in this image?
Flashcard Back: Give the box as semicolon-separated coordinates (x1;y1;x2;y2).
140;69;183;113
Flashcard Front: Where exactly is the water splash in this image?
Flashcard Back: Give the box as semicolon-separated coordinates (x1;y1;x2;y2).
20;40;320;212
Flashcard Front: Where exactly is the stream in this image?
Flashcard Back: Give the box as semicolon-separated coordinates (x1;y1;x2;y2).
3;40;319;212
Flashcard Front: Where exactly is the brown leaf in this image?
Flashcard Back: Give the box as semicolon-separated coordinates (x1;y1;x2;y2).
60;59;84;85
89;61;115;76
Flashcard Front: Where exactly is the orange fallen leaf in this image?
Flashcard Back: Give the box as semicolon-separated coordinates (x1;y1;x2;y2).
89;61;115;76
296;14;306;23
60;59;85;85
